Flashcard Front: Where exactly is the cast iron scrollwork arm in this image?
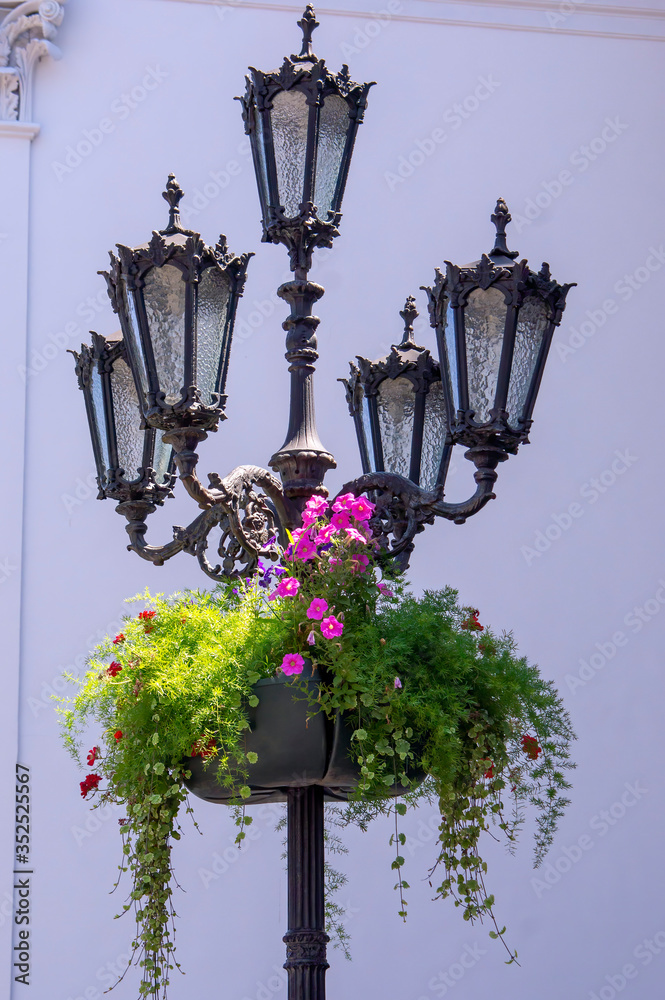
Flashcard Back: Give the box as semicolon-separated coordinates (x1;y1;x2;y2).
116;463;300;581
340;445;505;568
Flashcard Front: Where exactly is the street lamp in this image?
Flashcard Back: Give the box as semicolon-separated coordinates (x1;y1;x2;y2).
72;8;574;999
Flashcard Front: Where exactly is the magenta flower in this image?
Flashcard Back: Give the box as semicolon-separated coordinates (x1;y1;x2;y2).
329;557;342;570
351;553;369;574
332;493;356;513
305;495;329;516
307;630;316;646
351;497;375;521
294;537;317;562
315;523;337;545
306;598;329;620
394;677;402;689
301;509;318;527
331;510;352;531
291;526;311;543
377;582;393;597
280;653;305;676
345;527;368;545
269;576;300;600
321;615;344;638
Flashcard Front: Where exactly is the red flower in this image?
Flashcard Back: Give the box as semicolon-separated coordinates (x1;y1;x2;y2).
522;734;541;760
114;730;123;741
484;762;495;779
461;610;484;631
86;746;99;767
107;662;122;677
112;634;125;645
80;773;101;798
138;610;156;620
190;737;217;759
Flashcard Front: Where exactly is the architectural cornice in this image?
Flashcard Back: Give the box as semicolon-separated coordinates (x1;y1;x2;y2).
163;0;665;43
0;0;67;124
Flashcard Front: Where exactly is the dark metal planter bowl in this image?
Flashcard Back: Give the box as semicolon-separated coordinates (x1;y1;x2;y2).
184;664;425;804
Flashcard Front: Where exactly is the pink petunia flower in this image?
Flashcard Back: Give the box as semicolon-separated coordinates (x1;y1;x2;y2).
321;615;344;638
301;509;318;527
350;553;369;574
305;495;329;516
329;557;342;570
294;537;317;561
315;523;337;545
351;497;375;521
345;527;368;545
280;653;305;676
291;527;311;543
377;582;394;597
332;493;356;513
269;576;300;601
306;598;329;620
331;510;352;531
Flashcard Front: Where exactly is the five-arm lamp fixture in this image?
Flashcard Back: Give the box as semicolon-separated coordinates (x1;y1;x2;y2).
72;9;575;998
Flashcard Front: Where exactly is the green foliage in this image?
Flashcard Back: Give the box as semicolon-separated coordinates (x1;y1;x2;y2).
57;502;575;995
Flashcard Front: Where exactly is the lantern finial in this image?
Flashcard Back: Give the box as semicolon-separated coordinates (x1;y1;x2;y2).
489;197;519;260
397;295;419;348
296;5;319;59
162;174;185;234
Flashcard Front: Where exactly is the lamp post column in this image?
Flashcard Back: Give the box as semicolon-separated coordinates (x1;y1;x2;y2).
284;786;329;1000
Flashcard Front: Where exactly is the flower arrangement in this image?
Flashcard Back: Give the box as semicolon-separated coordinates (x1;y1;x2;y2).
58;493;575;998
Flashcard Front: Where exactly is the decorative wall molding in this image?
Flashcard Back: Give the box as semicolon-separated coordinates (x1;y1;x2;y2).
164;0;665;43
0;0;67;123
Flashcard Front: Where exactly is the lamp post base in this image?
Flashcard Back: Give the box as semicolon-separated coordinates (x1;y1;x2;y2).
285;786;329;1000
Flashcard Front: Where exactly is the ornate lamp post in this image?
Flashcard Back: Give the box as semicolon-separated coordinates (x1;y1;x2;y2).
72;8;574;999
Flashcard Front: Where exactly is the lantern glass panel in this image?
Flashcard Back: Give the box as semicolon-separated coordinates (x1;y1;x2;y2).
109;354;144;482
465;285;507;423
314;95;349;217
361;390;375;471
439;297;459;416
506;296;549;428
122;284;149;397
90;364;110;477
254;109;271;210
196;267;232;404
143;264;186;404
153;430;173;485
420;381;447;490
377;376;415;479
271;89;309;217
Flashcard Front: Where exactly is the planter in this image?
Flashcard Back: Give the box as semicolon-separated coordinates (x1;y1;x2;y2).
184;663;425;804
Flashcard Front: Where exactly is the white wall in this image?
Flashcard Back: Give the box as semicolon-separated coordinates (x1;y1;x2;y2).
3;1;665;998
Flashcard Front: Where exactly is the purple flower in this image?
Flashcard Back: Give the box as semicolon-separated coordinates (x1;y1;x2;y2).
394;677;402;689
307;630;316;646
350;553;369;574
377;582;393;597
321;615;344;639
280;653;305;676
306;598;329;620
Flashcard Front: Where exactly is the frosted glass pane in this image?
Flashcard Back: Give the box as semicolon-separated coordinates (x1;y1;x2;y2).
314;95;349;217
110;356;144;482
197;267;231;404
153;430;173;486
254;109;271;209
465;286;507;423
271;89;309;217
420;382;447;491
440;297;459;414
507;297;549;428
90;365;110;476
377;377;414;479
122;284;148;398
361;392;375;471
143;264;186;405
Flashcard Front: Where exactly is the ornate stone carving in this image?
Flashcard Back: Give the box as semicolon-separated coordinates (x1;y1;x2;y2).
0;0;66;122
